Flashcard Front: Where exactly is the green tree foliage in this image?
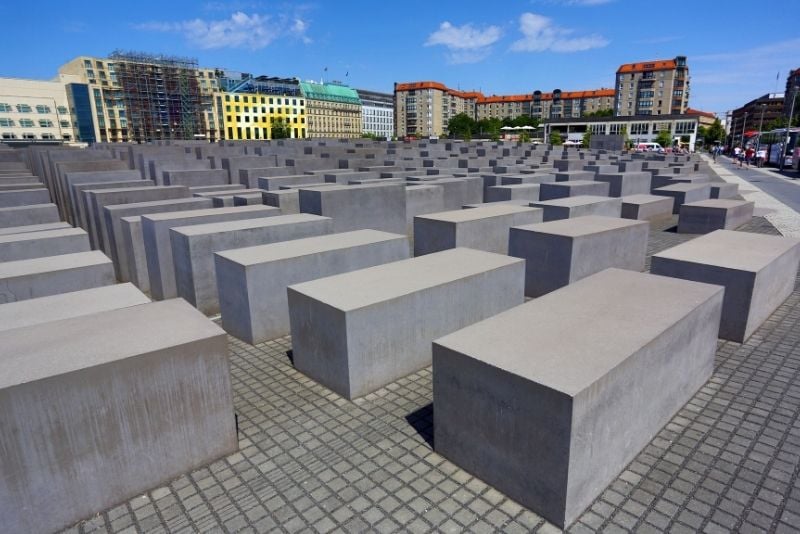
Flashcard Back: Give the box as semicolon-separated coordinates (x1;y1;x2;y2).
271;118;291;139
655;130;673;148
549;131;563;145
582;130;592;148
702;118;724;145
519;131;531;143
447;113;475;139
583;108;614;118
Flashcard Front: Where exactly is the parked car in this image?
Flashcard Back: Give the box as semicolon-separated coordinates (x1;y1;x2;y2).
636;142;664;153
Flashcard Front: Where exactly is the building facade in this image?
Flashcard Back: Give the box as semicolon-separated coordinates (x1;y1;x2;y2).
217;73;306;140
785;68;800;120
546;114;701;150
300;82;362;138
0;77;80;143
58;52;222;143
614;56;690;116
729;93;785;146
357;89;394;139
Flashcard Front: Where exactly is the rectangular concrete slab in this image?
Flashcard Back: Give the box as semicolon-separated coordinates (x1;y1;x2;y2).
143;205;281;301
677;199;755;234
621;194;674;221
171;213;333;314
215;229;410;344
0;227;90;262
0;283;150;332
540;180;610;201
651;230;800;342
531;195;622;221
0;221;71;237
595;172;651;197
414;204;543;256
652;183;711;214
486;183;541;203
0;204;60;229
288;247;525;399
298;183;407;234
432;268;724;528
0;250;115;303
0;299;237;534
509;216;649;296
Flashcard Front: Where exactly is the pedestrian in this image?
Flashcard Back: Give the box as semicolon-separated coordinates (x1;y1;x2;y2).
756;147;767;168
745;146;755;168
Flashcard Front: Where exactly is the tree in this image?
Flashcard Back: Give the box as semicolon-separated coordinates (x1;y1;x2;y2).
549;131;563;146
655;130;673;148
703;118;724;145
271;118;291;139
584;108;613;118
582;130;592;148
519;131;531;143
621;125;633;150
477;117;502;140
447;113;475;139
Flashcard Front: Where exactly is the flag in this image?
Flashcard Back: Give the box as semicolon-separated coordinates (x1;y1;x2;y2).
345;71;349;77
324;67;328;72
777;72;780;80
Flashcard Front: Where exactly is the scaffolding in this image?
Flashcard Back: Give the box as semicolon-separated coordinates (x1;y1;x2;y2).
109;50;207;142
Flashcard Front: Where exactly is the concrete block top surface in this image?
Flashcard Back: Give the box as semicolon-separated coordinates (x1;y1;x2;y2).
0;227;86;245
681;199;754;210
0;283;150;332
513;215;647;237
216;229;406;266
0;250;110;278
417;204;541;223
172;213;326;237
622;194;673;204
434;268;723;396
143;204;276;223
654;183;711;192
653;230;800;272
532;195;616;207
290;247;523;311
0;299;224;390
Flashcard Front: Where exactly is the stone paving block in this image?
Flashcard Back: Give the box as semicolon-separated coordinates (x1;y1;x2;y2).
508;216;649;296
414;204;543;256
433;268;723;528
142;205;280;301
0;299;236;534
531;195;622;221
216;230;410;344
621;194;674;221
677;199;755;234
0;227;90;262
0;203;60;229
539;180;610;201
651;229;800;342
172;214;333;314
0;283;150;332
288;247;525;399
652;183;711;214
595;172;651;197
0;250;114;303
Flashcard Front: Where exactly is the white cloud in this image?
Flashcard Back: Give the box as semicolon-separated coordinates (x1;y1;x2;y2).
136;11;310;50
510;13;608;52
425;21;502;64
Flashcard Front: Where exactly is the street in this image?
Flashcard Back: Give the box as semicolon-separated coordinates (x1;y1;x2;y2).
716;155;800;214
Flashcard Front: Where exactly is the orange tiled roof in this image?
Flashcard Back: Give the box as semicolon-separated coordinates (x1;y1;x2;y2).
478;94;531;104
686;108;716;119
395;81;484;100
617;59;677;74
534;88;615;101
395;81;614;103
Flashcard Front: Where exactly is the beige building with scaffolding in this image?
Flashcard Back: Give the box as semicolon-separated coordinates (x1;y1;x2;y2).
58;52;223;143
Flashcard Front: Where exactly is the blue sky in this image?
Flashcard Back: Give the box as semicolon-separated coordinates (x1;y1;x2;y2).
4;0;798;116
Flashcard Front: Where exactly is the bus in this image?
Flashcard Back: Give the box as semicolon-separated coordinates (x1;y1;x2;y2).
754;128;800;167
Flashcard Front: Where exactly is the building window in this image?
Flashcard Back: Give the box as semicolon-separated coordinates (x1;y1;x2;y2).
0;103;11;112
19;118;34;127
57;105;68;115
0;118;14;127
16;104;32;113
22;133;35;139
1;133;15;139
41;133;56;140
39;119;54;127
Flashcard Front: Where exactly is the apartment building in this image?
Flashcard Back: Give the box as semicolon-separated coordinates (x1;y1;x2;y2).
357;89;394;139
217;73;306;140
729;93;785;145
300;81;362;138
58;52;222;143
0;76;80;143
476;94;531;121
785;68;800;119
614;56;690;116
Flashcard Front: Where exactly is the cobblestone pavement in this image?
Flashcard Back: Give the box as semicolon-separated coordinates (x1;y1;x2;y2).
63;217;800;534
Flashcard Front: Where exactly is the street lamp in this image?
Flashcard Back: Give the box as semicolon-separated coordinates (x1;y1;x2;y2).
779;85;798;171
741;111;748;150
756;103;766;151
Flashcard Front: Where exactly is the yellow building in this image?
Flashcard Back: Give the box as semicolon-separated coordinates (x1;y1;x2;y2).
59;52;222;142
219;92;306;140
300;81;362;138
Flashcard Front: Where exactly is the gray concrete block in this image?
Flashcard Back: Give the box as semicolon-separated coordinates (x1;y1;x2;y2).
63;170;143;225
553;170;596;182
433;268;723;528
710;183;739;199
499;173;556;186
405;185;445;240
414;204;543;256
216;229;410;344
621;194;674;221
0;299;236;534
0;188;50;209
508;216;649;296
171;214;333;314
486;183;541;203
72;180;154;230
0;251;114;303
288;247;525;399
0;227;90;262
143;205;281;301
299;183;406;234
163;169;228;187
651;229;800;342
233;192;265;206
0;221;71;237
0;204;60;229
540;180;610;201
650;174;710;190
651;183;711;214
0;283;149;332
677;199;755;234
424;177;483;209
263;189;300;214
531;195;622;221
594;172;651;197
